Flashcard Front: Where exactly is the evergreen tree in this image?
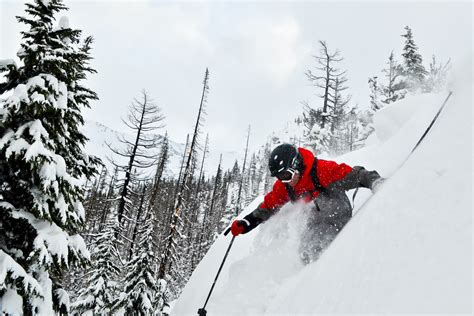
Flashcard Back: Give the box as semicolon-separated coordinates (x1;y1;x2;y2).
423;55;451;93
327;76;351;155
381;51;406;104
261;142;274;193
368;76;383;111
97;166;119;231
0;0;99;312
83;165;108;232
219;161;240;231
234;126;251;216
356;108;375;145
246;153;259;203
304;121;331;155
199;154;223;249
401;26;427;91
114;211;167;314
341;107;360;152
71;212;121;315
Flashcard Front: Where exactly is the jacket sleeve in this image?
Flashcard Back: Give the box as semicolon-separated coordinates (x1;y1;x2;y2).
318;162;380;191
317;160;354;188
241;180;290;233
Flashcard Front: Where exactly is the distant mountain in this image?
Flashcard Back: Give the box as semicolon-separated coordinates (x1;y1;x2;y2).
82;120;184;178
82;120;241;178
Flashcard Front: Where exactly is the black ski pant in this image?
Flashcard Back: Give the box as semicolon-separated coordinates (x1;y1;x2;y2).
299;189;352;264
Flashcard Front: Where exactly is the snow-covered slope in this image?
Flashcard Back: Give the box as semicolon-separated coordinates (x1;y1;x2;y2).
172;76;471;314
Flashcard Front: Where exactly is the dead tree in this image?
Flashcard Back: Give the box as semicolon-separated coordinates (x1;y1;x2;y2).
108;90;165;225
305;40;346;129
195;154;223;263
158;68;209;282
148;132;170;213
235;125;251;216
128;183;147;260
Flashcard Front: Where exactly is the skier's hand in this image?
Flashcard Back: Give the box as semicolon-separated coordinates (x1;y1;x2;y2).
370;177;385;192
231;219;250;236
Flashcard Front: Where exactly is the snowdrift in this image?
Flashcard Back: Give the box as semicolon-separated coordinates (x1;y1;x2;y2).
173;81;471;314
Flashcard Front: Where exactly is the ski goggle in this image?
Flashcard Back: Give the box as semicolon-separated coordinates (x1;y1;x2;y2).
277;168;297;183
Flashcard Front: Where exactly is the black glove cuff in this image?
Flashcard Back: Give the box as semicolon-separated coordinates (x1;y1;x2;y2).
242;212;263;233
360;170;382;189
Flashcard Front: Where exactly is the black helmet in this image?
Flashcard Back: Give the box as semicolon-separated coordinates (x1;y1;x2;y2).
268;144;304;177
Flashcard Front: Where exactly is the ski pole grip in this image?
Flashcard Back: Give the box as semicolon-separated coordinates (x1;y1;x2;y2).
224;226;231;236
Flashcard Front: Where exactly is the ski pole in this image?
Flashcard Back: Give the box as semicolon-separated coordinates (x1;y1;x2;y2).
197;234;236;316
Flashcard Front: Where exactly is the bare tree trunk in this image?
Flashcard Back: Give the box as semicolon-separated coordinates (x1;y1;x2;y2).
128;184;147;261
235;125;251;217
158;68;209;281
194;134;209;200
99;166;118;230
117;95;147;224
195;154;222;264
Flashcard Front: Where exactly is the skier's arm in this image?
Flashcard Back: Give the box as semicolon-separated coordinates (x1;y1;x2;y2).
318;160;381;191
230;181;289;236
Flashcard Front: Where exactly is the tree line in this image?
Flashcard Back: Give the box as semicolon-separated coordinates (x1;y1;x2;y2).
298;26;450;157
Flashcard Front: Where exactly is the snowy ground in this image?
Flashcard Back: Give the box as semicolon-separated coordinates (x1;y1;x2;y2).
172;71;472;315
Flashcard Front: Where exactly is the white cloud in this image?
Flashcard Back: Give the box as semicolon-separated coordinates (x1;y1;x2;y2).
237;16;307;84
148;5;215;56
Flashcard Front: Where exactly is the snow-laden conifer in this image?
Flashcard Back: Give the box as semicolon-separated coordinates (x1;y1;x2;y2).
381;51;406;104
401;26;427;90
114;210;168;314
71;211;121;315
0;0;99;312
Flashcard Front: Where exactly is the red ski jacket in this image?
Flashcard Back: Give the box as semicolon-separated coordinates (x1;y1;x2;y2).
234;147;381;235
260;147;353;212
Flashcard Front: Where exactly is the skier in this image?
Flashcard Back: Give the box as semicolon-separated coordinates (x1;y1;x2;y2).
230;143;383;263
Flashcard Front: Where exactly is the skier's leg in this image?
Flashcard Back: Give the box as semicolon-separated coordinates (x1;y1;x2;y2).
299;191;352;264
299;224;337;264
299;210;324;264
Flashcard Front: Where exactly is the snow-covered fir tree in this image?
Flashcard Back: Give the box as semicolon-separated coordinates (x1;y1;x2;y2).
220;160;240;230
401;26;427;91
82;165;108;233
245;153;260;203
381;51;406;104
304;120;331;155
423;55;451;93
327;76;352;155
368;76;383;111
114;211;168;314
368;27;450;111
0;0;99;313
71;211;121;315
196;156;224;254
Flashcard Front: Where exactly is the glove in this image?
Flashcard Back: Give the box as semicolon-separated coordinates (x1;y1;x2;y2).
370;177;385;192
230;219;250;236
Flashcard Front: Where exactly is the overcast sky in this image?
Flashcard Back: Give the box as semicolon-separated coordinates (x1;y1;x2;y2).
1;0;472;165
